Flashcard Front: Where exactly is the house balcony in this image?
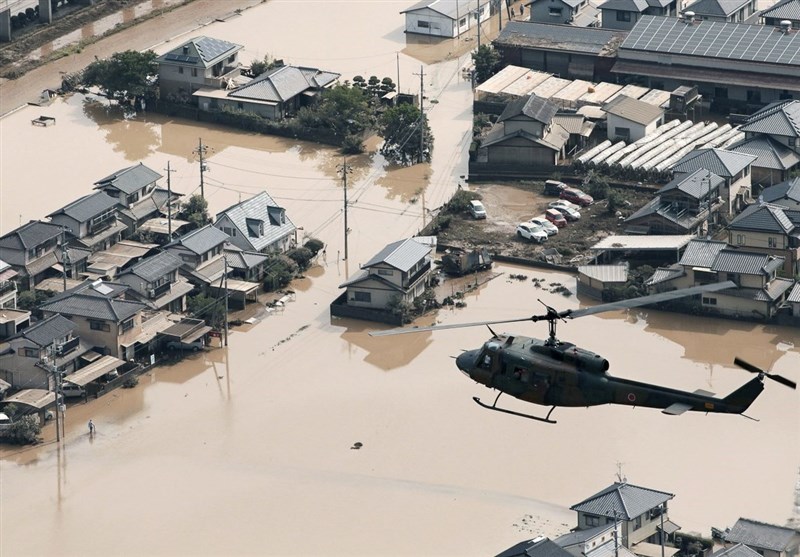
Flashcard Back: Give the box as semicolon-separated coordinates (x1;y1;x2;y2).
0;280;16;296
204;64;242;89
149;281;173;299
403;261;432;289
56;336;80;356
88;218;115;236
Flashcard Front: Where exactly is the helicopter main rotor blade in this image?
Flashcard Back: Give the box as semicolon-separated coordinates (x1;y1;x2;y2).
369;317;535;337
734;357;797;390
569;281;735;319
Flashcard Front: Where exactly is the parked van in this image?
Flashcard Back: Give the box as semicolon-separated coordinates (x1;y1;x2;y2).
61;383;86;398
543;180;567;196
469;200;487;219
545;208;567;228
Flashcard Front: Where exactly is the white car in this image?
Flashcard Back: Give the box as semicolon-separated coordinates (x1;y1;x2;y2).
515;222;548;243
528;217;558;236
547;201;581;221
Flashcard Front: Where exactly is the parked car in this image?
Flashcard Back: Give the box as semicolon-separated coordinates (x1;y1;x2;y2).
61;383;86;398
469;200;487;219
560;187;593;206
543;180;567;196
545;208;568;228
548;201;581;221
167;340;205;352
528;217;558;236
516;222;548;243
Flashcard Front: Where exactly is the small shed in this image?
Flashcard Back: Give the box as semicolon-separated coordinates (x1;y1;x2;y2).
602;94;664;142
577;264;629;299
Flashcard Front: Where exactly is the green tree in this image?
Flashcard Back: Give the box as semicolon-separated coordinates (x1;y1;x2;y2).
187;293;224;329
179;194;210;230
82;50;158;101
286;247;314;271
249;54;279;77
0;404;41;445
378;103;433;165
263;255;298;291
471;44;501;84
303;238;324;256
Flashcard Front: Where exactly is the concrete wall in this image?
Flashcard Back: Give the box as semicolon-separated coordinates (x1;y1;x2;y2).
484;137;560;165
606;113;656;141
530;0;575;25
600;9;641;30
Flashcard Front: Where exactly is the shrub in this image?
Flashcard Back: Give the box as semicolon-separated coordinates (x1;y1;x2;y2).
387;295;413;323
0;405;41;445
303;238;324;255
444;189;482;215
607;190;625;214
122;376;139;389
264;255;298;291
286;247;314;271
341;133;365;154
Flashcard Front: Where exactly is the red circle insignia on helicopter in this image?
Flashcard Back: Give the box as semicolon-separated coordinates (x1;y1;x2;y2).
627;393;636;402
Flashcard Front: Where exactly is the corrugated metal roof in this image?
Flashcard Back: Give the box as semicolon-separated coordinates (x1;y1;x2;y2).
678;239;728;266
760;0;800;20
711;249;784;275
65;355;125;387
602;94;663;125
570;482;673;520
592;234;694;250
94;163;162;195
0;220;63;251
499;94;558;124
578;264;628;282
620;15;800;66
740;100;800;138
215;191;295;252
158;36;243;68
683;0;750;17
672;148;757;178
494;21;627;57
363;238;431;272
728;136;800;170
19;314;76;347
786;282;800;302
729;203;795;233
401;0;491;19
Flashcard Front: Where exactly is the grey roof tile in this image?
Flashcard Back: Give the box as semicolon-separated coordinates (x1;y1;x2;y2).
678;239;728;266
711;249;784;275
729;203;795;233
760;176;800;206
684;0;751;17
48;191;120;223
229;65;340;103
362;238;431;272
760;0;800;20
499;94;558;125
0;221;64;251
121;251;183;283
554;524;616;548
401;0;491;19
167;224;229;256
570;482;674;520
598;0;649;13
712;544;770;557
725;518;800;551
158;36;243;68
215;191;295;252
223;248;269;270
40;293;146;322
94;163;162;195
740;100;800;138
494;21;627;56
672;148;757;178
497;537;575;557
658;168;725;198
19;315;76;347
787;282;800;302
645;265;685;285
728;136;800;171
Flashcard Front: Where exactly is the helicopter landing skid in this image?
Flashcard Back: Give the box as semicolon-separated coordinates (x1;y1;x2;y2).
472;394;557;424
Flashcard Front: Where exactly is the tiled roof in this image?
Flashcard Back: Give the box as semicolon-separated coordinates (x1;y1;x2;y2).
711;249;784;275
684;0;750;17
787;282;800;302
598;0;649;13
672;148;757;178
40;293;146;322
678;239;728;267
401;0;491;19
121;251;183;283
229;65;340;103
223;248;269;270
570;482;673;520
555;524;616;548
721;278;793;301
499;94;558;125
339;269;406;291
658;168;725;199
363;238;431;272
215;191;295;252
711;544;767;557
602;94;663;125
728;136;800;171
0;220;63;251
47;191;120;223
740;100;800;138
760;0;800;20
760;176;800;206
645;265;685;285
729;203;795;234
494;22;627;56
497;537;575;557
19;315;76;347
725;518;800;551
94;163;162;195
481;124;569;151
166;224;229;256
158;36;243;68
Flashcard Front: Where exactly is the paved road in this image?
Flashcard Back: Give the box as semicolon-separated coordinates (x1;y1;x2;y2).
0;0;262;115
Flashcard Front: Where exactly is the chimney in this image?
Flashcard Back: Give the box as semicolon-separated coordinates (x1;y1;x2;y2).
182;45;189;54
683;10;695;24
780;19;792;33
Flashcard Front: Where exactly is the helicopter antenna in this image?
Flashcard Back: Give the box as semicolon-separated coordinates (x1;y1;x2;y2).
615;461;627;483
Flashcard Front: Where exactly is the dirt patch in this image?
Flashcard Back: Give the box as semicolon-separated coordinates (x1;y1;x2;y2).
435;181;653;265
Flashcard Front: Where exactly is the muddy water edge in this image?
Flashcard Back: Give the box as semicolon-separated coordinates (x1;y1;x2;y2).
1;1;798;556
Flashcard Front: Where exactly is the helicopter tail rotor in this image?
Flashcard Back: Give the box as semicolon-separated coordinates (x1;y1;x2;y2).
734;357;797;390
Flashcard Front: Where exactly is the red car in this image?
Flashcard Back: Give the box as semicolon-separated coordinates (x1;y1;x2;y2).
545;208;567;228
560;188;593;206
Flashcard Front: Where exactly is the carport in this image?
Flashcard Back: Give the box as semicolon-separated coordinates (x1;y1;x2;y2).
64;355;125;387
589;235;694;265
209;279;260;309
0;389;56;423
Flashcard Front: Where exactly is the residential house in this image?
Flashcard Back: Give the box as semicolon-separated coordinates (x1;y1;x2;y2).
739;100;800;156
601;94;664;141
214;191;296;254
331;238;434;325
786;282;800;317
0;259;18;308
223;247;270;283
760;0;800;28
671;148;757;214
194;65;340;120
527;0;600;27
401;0;493;38
492;22;628;82
646;238;793;319
624;169;726;234
552;113;596;153
555;523;637;557
682;0;757;22
496;536;576;557
156;36;244;99
476;94;569;167
93;163;182;237
0;314;89;390
712;544;768;557
0;220;86;290
0;309;30;340
38;280;153;360
165;225;235;294
570;482;680;553
759;176;800;209
612;16;800;110
84;240;158;280
599;0;681;30
47;191;127;253
723;518;800;557
728;202;800;275
728;136;800;187
116;251;193;313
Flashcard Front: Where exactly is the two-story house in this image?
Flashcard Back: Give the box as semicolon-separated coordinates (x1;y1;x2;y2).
116;250;193;313
93;163;182;237
556;523;638;557
682;0;757;22
728;135;800;188
214;191;296;254
223;246;270;283
0;220;89;290
401;0;493;38
497;536;578;557
156;36;244;100
0;259;18;309
476;94;569;167
723;518;800;557
624;169;725;234
47;191;127;253
570;482;680;553
760;0;800;28
602;94;664;141
599;0;681;30
671;148;757;215
165;224;230;289
739;101;800;156
0;314;89;390
728;202;800;275
759;177;800;210
527;0;601;27
332;237;434;325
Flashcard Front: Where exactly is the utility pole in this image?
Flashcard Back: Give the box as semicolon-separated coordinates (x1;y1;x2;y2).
477;0;481;49
193;138;210;199
164;161;176;239
223;256;229;347
59;227;68;292
338;157;352;260
498;0;503;30
49;344;62;442
414;66;426;164
396;52;401;95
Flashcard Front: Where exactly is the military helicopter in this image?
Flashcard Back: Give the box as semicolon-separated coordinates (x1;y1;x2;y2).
370;281;796;423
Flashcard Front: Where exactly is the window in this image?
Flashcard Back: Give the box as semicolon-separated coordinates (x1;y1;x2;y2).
353;291;371;303
459;17;466;26
768;237;778;248
90;320;111;332
634;515;642;530
377;269;394;276
736;234;746;245
585;515;600;527
121;317;135;333
237;102;244;110
747;89;761;104
549;7;563;16
615;127;631;141
418;20;430;28
790;138;797;147
714;87;728;99
178;67;184;74
616;10;632;21
22;347;38;358
191;68;198;77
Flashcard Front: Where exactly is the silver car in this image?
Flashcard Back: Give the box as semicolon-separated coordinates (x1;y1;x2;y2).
528;217;558;236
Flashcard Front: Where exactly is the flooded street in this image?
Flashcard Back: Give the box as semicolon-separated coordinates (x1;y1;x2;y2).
1;2;798;556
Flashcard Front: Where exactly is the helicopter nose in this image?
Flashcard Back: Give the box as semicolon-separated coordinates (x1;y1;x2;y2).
456;350;478;376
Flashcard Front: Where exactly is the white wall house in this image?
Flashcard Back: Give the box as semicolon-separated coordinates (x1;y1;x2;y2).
401;0;492;38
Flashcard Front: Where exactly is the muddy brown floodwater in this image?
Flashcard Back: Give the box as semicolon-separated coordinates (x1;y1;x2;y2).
1;2;798;556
